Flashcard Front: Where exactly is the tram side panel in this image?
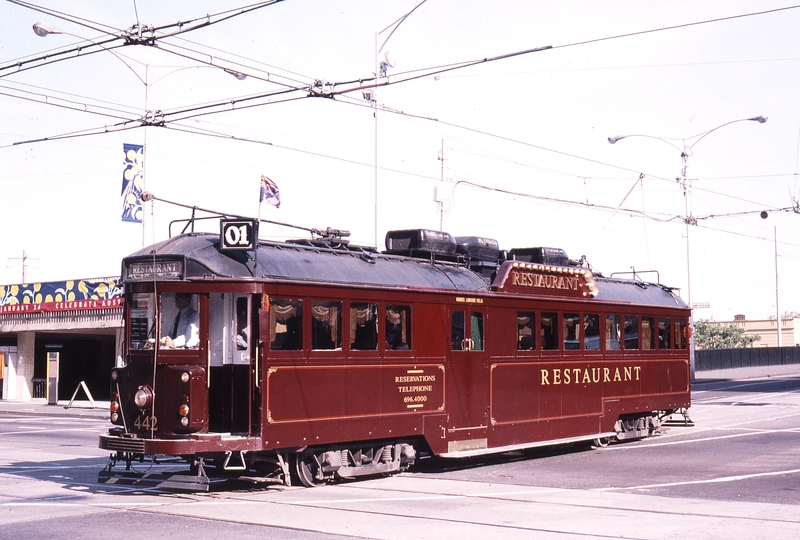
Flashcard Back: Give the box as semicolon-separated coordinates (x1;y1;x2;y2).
260;293;449;453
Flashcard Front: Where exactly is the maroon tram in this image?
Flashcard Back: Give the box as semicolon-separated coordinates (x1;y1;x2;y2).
99;225;691;490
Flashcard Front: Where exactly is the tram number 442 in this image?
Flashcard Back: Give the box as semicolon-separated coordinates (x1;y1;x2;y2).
134;414;158;431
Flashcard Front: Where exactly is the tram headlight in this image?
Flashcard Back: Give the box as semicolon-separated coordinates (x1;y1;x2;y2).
180;371;190;383
111;369;118;381
111;412;119;422
178;404;189;417
134;386;154;408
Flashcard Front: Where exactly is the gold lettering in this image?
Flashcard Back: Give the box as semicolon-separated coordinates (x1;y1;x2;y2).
592;368;601;383
541;369;550;385
634;366;641;380
397;385;433;393
624;366;632;381
573;368;581;383
604;368;610;382
553;369;561;385
582;370;591;384
614;368;622;382
564;369;571;384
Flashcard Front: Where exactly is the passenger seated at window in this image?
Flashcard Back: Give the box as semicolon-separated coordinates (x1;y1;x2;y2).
160;293;200;349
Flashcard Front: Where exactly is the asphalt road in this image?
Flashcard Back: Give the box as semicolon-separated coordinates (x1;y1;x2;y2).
0;365;799;539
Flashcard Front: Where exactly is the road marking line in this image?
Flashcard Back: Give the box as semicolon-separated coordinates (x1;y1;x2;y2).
596;468;800;491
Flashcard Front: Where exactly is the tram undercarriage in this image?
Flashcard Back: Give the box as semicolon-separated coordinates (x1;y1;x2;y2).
98;439;418;491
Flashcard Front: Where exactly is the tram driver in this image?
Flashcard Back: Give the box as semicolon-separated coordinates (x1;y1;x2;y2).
160;293;200;349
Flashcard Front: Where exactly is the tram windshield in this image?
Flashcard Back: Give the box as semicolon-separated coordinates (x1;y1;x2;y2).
128;292;201;350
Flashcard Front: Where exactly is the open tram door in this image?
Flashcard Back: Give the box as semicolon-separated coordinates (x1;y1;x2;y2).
447;303;489;450
208;292;261;435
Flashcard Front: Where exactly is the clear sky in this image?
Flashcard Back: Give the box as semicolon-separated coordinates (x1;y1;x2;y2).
1;0;799;322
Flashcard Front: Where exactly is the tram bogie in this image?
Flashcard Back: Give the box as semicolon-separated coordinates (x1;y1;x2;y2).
98;226;691;491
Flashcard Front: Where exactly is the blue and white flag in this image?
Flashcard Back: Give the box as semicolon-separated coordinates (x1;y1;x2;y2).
121;143;144;223
259;175;280;208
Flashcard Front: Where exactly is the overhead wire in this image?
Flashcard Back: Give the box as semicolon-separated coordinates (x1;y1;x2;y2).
4;0;800;233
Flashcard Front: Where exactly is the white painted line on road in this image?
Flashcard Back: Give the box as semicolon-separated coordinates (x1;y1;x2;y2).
596;467;800;492
0;427;103;436
609;426;800;449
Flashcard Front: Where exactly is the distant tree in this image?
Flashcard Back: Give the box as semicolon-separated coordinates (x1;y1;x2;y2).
694;319;761;350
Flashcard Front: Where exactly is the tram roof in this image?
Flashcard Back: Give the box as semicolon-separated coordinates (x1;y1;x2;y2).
122;233;688;309
123;233;491;292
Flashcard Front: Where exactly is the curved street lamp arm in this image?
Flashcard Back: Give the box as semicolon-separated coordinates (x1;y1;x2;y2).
686;116;767;150
607;133;684;154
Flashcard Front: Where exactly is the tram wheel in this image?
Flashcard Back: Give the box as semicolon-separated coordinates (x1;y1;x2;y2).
593;437;611;448
294;450;324;487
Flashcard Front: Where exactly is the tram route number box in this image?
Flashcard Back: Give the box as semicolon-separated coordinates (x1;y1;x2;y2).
220;219;258;251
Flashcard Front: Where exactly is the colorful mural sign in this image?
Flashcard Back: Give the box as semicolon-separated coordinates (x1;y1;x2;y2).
0;278;122;314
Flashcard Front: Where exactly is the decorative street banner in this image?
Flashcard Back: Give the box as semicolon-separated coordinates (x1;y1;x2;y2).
121;143;144;223
0;278;123;314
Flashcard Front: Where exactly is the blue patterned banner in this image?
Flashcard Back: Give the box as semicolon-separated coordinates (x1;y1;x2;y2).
121;143;144;223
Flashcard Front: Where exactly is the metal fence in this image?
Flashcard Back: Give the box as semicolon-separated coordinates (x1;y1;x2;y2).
32;378;46;399
696;347;800;371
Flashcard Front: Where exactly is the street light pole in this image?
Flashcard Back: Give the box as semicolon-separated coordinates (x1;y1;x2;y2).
608;116;767;379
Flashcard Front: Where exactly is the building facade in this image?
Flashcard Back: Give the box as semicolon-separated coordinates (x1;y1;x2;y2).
704;314;800;348
0;278;122;402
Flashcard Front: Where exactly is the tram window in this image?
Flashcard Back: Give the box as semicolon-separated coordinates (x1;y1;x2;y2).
642;316;656;350
563;313;580;350
452;311;465;351
674;318;688;349
386;305;411;350
584;314;600;350
350;303;378;350
270;298;303;350
312;301;342;350
541;312;559;350
235;297;249;350
471;312;484;351
606;314;621;350
517;311;535;350
624;316;639;350
160;293;200;349
129;293;155;350
658;317;671;350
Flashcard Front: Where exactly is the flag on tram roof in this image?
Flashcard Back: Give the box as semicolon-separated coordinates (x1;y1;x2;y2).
259;175;281;208
121;143;144;223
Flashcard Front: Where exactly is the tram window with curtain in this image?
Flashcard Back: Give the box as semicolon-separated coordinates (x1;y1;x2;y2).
517;311;535;350
658;317;672;350
674;317;688;349
350;303;378;350
270;298;303;350
312;301;342;350
471;312;484;351
584;313;600;350
563;313;580;350
642;316;656;350
386;305;411;350
541;312;559;350
606;314;621;350
624;315;639;350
